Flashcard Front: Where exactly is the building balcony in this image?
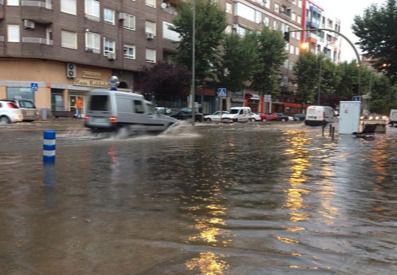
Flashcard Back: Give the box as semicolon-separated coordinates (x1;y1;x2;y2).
22;37;53;46
21;0;53;24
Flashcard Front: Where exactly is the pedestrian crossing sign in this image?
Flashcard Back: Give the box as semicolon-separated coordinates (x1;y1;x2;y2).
217;88;227;97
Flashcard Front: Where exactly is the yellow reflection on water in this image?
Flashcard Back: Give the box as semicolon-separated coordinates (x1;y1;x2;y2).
186;252;229;275
284;130;311;226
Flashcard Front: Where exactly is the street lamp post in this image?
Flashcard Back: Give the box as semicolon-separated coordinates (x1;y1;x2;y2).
189;0;196;126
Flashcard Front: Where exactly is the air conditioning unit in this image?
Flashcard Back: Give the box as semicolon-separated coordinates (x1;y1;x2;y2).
107;53;116;60
119;13;127;21
146;32;155;40
23;20;35;30
66;63;76;79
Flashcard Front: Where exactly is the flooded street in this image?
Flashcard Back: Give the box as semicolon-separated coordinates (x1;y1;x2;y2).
1;120;397;274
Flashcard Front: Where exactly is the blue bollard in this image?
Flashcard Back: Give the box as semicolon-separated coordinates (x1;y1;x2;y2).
43;130;56;163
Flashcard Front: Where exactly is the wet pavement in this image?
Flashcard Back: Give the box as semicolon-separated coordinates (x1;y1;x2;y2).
1;119;397;274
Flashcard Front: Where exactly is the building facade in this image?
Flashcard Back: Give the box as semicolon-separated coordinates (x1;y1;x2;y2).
303;0;342;63
0;0;180;114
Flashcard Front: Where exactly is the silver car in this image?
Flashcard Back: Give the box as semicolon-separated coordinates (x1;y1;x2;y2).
0;100;23;124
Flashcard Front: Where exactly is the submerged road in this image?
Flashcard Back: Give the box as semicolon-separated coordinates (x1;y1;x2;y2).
0;120;397;274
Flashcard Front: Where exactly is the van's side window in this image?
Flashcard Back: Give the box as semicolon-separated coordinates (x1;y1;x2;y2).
134;100;145;114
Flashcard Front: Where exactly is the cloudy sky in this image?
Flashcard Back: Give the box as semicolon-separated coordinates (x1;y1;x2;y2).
315;0;385;61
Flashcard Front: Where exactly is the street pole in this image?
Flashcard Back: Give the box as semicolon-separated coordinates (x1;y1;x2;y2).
190;0;196;126
317;56;321;105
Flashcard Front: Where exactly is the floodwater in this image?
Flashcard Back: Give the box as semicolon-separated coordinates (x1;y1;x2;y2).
0;120;397;274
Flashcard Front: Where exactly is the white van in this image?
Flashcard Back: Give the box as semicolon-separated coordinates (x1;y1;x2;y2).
305;105;334;126
221;107;254;123
389;109;397;127
84;89;177;133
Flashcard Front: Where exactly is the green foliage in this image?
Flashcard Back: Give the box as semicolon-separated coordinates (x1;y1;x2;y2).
215;33;258;94
293;52;319;104
353;0;397;82
250;27;288;96
172;0;226;85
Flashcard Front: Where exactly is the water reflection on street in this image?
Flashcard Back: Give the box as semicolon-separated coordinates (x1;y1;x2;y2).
0;121;397;274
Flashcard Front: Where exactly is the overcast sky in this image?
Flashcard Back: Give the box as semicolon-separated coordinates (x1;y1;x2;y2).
315;0;385;61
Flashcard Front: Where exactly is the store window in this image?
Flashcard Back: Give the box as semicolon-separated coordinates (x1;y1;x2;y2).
7;0;19;6
7;87;34;102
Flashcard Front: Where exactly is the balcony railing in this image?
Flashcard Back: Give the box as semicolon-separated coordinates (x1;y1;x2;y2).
21;0;52;9
22;37;53;45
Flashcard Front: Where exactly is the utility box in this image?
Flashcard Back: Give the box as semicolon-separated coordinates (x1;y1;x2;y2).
339;101;361;134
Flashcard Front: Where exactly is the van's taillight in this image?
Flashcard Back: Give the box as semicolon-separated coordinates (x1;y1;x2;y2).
109;116;118;124
7;103;18;109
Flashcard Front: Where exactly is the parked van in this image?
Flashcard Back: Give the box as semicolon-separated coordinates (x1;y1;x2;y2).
84;89;177;133
389;109;397;127
305;105;334;126
221;107;254;123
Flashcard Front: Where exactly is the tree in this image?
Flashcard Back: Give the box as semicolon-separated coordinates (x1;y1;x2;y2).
293;52;319;104
172;0;226;85
215;33;258;95
353;0;397;81
250;27;288;97
137;63;191;102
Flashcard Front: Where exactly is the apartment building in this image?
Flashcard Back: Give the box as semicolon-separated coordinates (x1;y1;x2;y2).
0;0;180;113
303;0;342;63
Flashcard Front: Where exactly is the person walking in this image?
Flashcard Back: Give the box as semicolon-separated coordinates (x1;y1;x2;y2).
75;96;83;118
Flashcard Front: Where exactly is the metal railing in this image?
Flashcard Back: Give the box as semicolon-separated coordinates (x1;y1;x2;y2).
22;37;53;45
21;0;52;9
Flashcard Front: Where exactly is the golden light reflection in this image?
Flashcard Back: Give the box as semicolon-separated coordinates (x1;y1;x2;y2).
185;199;231;275
186;252;229;275
276;235;299;244
283;130;311;226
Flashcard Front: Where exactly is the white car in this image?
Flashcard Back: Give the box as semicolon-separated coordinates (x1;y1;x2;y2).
222;107;254;123
251;113;262;122
0;100;23;124
204;111;229;122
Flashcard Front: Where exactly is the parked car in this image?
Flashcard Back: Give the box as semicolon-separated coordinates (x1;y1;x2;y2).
204;111;229;122
251;113;263;122
171;108;204;122
0;100;23;124
221;107;254;123
155;107;172;115
1;99;38;121
260;112;289;122
293;113;306;121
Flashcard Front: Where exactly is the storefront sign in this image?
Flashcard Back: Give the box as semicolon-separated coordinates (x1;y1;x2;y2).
74;79;108;88
81;71;102;80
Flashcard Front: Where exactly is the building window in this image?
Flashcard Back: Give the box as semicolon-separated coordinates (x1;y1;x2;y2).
255;11;262;24
274;3;279;13
145;48;156;63
263;16;269;27
85;32;101;53
122;14;136;30
291;12;296;22
162;21;180;41
103;38;115;56
225;3;232;14
289;45;294;55
298;0;302;8
85;0;100;21
297;16;301;24
104;8;115;25
7;25;20;42
7;0;19;6
235;3;255;22
61;30;77;49
61;0;76;15
123;45;136;59
145;21;156;36
145;0;156;8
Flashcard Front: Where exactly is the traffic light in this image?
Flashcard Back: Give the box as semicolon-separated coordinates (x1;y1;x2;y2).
283;31;290;42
